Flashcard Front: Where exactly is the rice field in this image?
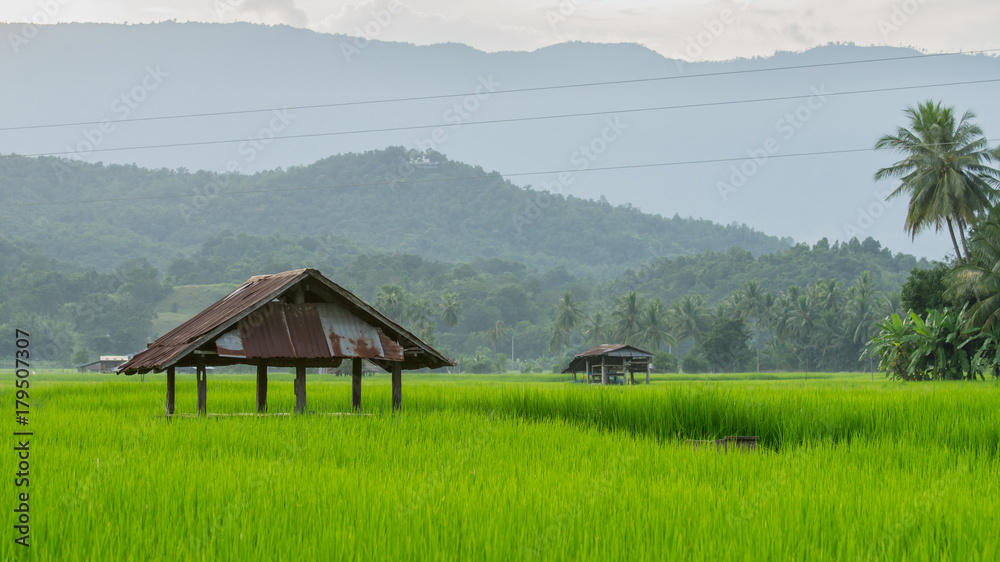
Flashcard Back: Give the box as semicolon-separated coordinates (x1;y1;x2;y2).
2;372;998;561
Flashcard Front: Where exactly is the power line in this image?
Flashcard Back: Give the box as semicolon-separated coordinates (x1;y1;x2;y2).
6;139;999;209
2;47;998;133
20;78;1000;158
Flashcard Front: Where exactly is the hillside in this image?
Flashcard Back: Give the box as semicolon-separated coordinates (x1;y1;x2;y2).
0;149;791;277
2;22;998;258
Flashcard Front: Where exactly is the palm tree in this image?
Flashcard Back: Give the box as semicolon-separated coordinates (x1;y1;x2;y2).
554;290;585;333
482;320;509;352
611;291;643;344
669;294;711;353
374;284;408;320
438;292;463;329
846;271;881;345
882;291;903;319
874;100;1000;262
547;326;568;355
405;298;435;335
734;280;770;372
638;298;674;352
583;311;607;346
948;210;1000;330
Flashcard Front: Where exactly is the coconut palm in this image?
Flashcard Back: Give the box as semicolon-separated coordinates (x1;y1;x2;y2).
669;294;711;352
638;298;674;352
547;326;568;355
874;100;1000;262
405;298;435;335
554;290;585;333
374;284;408;320
948;210;1000;330
583;311;607;346
734;280;771;372
438;292;463;329
611;291;643;344
846;271;881;345
482;320;509;352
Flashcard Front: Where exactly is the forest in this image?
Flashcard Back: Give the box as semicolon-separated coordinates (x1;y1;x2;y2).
0;227;926;373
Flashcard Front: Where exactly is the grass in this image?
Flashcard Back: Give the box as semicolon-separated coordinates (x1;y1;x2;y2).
2;372;998;560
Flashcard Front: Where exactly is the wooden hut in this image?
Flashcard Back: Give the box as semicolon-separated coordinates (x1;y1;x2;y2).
77;355;128;373
116;268;453;415
562;344;653;385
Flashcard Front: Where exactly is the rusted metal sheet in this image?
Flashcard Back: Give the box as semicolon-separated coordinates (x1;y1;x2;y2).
562;344;653;374
116;268;452;375
214;302;403;361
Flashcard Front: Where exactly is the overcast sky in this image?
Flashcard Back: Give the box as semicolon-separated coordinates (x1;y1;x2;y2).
3;0;999;60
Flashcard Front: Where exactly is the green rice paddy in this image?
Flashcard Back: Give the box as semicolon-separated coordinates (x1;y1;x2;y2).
2;372;998;561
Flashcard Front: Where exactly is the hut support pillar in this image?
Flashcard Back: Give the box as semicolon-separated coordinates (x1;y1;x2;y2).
646;365;650;385
294;363;306;414
391;361;402;411
352;358;363;411
601;357;608;385
256;362;268;413
165;367;175;416
196;357;207;415
586;361;590;384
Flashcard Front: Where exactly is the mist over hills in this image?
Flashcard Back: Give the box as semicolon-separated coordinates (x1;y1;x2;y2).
2;22;998;260
0;149;791;277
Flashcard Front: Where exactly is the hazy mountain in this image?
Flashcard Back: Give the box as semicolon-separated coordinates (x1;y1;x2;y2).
0;149;790;277
2;22;998;259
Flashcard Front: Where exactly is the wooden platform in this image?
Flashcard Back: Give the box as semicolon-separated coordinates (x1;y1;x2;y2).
686;436;760;452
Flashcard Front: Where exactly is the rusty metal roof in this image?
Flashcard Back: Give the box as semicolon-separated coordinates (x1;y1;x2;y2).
575;344;653;358
117;268;453;374
562;344;653;374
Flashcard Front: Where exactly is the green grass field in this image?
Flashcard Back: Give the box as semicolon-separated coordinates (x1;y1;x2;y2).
2;372;998;561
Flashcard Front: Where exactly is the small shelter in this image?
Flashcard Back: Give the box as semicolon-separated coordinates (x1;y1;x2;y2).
116;268;453;415
77;355;128;373
562;344;654;385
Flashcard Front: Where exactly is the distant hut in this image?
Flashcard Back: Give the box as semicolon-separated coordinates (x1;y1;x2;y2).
116;268;454;415
77;355;129;374
562;344;654;385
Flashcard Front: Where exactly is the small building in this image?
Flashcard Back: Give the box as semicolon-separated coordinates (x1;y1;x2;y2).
116;268;454;415
77;355;129;373
562;344;654;385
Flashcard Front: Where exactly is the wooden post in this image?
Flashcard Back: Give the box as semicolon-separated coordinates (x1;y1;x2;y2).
256;361;268;413
294;363;306;414
572;371;577;382
196;356;207;415
165;367;175;416
391;361;402;411
586;360;590;384
646;363;650;385
601;357;608;385
352;358;363;411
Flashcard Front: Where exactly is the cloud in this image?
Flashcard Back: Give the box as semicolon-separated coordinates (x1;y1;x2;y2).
233;0;310;28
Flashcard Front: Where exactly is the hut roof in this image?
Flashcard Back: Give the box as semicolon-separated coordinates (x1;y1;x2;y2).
561;344;653;373
117;268;453;374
